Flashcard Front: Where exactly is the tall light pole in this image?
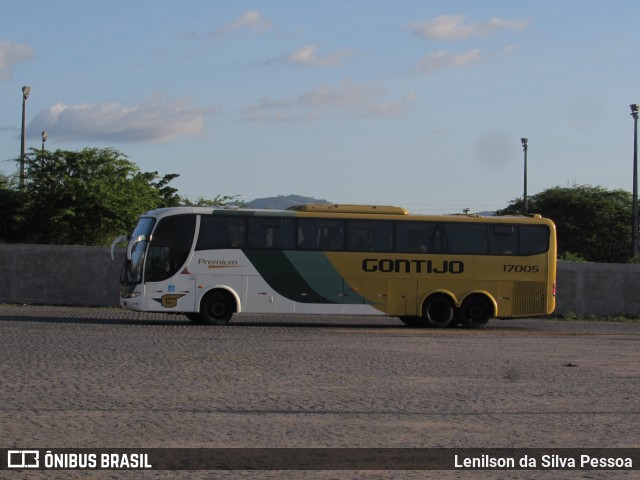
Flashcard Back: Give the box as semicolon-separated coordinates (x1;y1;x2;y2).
521;137;528;215
20;85;31;189
41;130;47;151
631;104;639;258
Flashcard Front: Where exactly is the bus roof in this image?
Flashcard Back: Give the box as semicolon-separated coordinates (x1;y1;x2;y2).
288;204;409;215
137;204;553;226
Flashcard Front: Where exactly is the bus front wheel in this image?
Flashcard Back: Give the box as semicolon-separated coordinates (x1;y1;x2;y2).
422;294;454;328
399;316;422;327
459;295;493;328
199;291;235;325
185;312;205;324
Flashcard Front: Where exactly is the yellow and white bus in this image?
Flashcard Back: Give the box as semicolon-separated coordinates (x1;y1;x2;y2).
117;204;556;328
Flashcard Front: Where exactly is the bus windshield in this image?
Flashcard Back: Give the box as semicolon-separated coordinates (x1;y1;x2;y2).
119;217;155;287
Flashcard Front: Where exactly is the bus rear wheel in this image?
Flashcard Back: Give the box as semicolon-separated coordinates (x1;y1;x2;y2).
199;291;235;325
459;295;493;328
421;294;454;328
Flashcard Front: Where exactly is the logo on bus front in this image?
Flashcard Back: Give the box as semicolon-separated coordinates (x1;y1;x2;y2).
362;258;464;274
152;294;186;308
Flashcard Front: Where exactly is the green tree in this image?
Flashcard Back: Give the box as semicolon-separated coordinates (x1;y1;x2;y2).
498;185;633;263
181;194;246;207
20;147;181;246
0;172;11;188
0;172;27;243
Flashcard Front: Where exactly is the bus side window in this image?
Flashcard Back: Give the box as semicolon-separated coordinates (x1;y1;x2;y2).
227;222;246;248
195;216;246;250
395;222;440;253
442;223;488;254
347;221;392;252
195;216;216;250
490;225;517;255
520;225;549;255
297;219;344;251
248;218;295;249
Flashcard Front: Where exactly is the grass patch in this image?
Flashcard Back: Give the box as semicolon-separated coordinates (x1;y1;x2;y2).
553;312;640;323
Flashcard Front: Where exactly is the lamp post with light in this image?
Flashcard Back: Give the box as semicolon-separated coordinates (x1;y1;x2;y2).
41;131;47;151
521;137;528;215
20;86;31;189
631;104;639;258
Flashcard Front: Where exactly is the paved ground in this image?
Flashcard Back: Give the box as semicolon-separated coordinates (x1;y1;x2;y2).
0;304;638;479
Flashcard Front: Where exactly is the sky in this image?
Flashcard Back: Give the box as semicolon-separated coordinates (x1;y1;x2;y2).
1;0;639;213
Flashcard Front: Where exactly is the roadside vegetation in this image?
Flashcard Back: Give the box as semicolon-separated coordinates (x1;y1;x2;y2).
1;147;639;266
553;312;640;323
498;185;636;263
1;147;238;246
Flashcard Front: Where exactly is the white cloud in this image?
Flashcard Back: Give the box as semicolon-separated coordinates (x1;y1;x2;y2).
407;14;530;40
28;96;215;143
216;10;271;36
184;10;272;39
500;44;517;55
412;49;482;74
267;45;355;67
0;40;35;79
242;81;414;122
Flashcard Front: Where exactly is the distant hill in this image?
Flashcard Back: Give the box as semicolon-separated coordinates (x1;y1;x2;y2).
246;194;330;210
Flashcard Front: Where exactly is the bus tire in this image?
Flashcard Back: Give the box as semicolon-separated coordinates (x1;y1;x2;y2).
399;316;422;327
199;291;235;325
459;295;493;328
422;294;454;328
185;313;205;324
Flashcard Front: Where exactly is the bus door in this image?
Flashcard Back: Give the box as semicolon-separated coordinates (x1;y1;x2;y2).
144;240;197;312
142;214;198;313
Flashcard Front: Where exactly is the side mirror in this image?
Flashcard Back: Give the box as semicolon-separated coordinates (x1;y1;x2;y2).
126;235;147;261
110;235;128;261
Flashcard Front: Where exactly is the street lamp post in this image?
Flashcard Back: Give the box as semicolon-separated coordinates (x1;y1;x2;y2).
631;104;639;258
20;86;31;189
41;130;47;151
521;137;528;215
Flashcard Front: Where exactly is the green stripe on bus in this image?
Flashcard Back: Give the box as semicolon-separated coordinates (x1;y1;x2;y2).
242;250;368;305
284;251;369;305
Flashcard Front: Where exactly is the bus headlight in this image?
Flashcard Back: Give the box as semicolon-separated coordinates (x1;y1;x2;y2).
121;292;141;299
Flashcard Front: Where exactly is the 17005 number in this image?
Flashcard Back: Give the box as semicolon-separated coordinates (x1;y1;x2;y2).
503;264;540;273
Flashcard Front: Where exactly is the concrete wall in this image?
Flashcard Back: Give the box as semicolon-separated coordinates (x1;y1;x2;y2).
1;245;639;316
555;261;640;316
0;244;124;307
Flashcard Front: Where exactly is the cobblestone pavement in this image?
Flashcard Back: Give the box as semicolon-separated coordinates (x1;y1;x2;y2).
1;305;639;479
